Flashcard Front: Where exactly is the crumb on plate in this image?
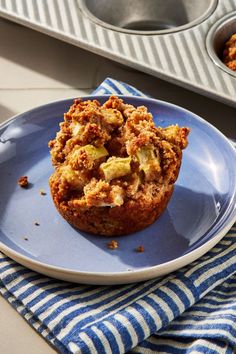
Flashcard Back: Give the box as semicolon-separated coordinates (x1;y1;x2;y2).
39;189;47;196
18;176;29;188
107;240;119;249
136;245;145;253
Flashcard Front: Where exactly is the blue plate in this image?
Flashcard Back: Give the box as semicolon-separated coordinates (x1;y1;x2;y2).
0;96;236;285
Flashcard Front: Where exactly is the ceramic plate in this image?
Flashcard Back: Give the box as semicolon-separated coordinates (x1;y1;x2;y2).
0;96;236;285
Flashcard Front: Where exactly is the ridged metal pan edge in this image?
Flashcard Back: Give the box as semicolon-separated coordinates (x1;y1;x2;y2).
0;0;235;107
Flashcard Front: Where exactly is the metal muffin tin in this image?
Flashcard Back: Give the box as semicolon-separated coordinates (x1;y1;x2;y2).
0;0;235;107
206;11;236;78
80;0;217;35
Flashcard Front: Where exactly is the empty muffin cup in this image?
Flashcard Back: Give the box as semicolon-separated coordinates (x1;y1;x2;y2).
79;0;217;35
206;12;236;77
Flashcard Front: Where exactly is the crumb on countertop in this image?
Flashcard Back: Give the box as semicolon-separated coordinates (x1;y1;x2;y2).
107;240;119;249
18;176;29;188
136;245;145;253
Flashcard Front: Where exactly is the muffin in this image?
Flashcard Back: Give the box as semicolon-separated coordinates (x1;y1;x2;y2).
49;96;189;236
223;33;236;71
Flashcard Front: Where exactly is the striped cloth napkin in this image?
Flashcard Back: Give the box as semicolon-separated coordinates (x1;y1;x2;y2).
1;78;236;354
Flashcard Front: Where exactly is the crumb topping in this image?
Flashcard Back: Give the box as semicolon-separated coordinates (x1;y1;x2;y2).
223;33;236;71
49;96;189;209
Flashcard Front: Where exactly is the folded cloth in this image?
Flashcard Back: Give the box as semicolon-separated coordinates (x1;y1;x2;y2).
0;78;236;354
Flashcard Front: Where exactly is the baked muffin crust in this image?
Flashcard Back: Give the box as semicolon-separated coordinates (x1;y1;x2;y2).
49;96;189;236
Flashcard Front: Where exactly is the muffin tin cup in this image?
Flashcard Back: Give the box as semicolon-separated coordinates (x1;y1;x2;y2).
206;12;236;78
79;0;218;35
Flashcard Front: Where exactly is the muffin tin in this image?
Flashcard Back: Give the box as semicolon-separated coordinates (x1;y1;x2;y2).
206;11;236;78
0;0;235;107
79;0;217;35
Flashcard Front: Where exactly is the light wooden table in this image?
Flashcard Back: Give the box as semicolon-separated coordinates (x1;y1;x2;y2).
0;18;235;354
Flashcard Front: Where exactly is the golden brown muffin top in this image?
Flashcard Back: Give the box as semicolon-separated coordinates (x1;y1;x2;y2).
49;96;189;207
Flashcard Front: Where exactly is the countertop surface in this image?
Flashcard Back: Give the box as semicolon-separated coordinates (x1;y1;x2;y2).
0;17;235;354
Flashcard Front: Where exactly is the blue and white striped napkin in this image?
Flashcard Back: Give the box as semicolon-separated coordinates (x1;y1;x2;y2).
1;78;236;354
